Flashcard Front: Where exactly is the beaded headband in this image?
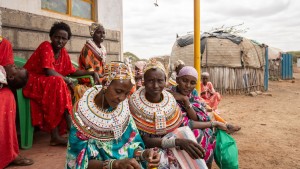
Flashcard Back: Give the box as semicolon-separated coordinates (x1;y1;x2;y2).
103;61;135;89
89;23;104;37
143;58;166;76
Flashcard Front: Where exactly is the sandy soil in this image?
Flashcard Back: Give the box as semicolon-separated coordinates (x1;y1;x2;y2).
8;73;300;169
216;72;300;169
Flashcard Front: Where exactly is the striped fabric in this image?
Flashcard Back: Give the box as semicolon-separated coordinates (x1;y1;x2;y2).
169;127;208;169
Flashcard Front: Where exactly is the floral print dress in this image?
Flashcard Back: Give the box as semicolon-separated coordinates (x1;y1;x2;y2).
65;117;145;169
171;87;216;164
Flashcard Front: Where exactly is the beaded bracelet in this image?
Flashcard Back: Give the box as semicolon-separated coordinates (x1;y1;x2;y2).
102;159;116;169
134;149;146;162
161;138;176;149
184;103;193;110
188;120;194;128
210;121;215;128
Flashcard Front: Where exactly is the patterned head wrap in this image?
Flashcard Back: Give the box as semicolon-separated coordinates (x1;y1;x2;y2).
103;61;135;89
177;66;198;80
143;58;167;76
174;60;185;69
89;23;104;37
201;72;210;77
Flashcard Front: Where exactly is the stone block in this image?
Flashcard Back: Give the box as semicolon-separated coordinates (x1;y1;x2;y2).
1;7;121;62
249;92;257;97
106;54;120;62
67;37;86;53
262;93;272;97
256;91;263;95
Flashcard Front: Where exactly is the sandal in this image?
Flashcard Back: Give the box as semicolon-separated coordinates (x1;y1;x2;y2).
226;124;241;134
11;155;34;166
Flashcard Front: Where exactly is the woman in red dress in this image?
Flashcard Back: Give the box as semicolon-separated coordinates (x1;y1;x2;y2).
23;22;100;146
0;37;33;168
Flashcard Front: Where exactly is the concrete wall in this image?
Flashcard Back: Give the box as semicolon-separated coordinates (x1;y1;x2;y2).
0;0;123;61
0;0;123;31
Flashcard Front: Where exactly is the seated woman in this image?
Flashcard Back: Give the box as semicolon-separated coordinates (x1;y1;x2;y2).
78;23;106;84
23;22;100;146
66;61;160;169
169;66;229;169
200;72;221;111
0;37;33;168
129;59;206;169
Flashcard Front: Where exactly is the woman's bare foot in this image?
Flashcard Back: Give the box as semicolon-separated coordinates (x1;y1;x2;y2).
226;124;241;134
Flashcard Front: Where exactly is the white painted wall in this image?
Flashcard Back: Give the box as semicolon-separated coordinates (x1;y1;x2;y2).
97;0;123;60
97;0;123;31
0;0;123;31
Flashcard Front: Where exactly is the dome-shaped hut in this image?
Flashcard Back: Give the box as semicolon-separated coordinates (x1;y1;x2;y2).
171;31;266;94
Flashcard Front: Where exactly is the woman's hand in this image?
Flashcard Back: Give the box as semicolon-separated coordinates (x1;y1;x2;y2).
143;148;161;168
167;90;188;102
98;73;104;78
65;77;75;90
175;139;205;159
93;72;100;85
113;158;141;169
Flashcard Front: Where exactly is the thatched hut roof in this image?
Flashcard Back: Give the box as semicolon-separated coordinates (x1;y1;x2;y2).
171;31;266;69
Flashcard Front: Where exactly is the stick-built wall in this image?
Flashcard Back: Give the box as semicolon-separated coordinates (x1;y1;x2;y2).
202;67;264;95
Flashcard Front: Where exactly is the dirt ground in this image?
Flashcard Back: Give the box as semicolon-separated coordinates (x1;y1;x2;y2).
7;73;300;169
217;72;300;169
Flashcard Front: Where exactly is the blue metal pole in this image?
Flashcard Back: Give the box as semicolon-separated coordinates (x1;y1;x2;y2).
264;47;269;91
290;54;293;79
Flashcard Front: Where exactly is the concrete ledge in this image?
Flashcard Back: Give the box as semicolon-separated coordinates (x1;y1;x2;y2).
1;7;121;61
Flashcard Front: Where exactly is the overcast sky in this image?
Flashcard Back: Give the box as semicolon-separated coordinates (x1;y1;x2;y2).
123;0;300;59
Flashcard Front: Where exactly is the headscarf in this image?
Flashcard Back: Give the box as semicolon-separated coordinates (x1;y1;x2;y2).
89;23;104;37
201;72;210;77
177;66;198;80
134;61;147;71
143;58;167;76
103;61;135;89
174;60;185;69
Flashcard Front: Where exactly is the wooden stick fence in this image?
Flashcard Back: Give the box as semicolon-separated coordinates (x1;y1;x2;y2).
202;67;264;95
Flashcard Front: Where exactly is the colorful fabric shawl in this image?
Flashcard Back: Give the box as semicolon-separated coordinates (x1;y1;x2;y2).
79;39;106;75
171;86;216;164
166;127;207;169
201;82;221;110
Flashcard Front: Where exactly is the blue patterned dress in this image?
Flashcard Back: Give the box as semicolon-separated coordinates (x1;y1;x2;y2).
65;86;146;169
65;117;145;169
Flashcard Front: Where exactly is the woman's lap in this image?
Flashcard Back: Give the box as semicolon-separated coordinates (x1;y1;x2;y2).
23;75;72;132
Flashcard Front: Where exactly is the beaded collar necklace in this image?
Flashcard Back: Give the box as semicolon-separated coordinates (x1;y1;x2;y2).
72;85;130;141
